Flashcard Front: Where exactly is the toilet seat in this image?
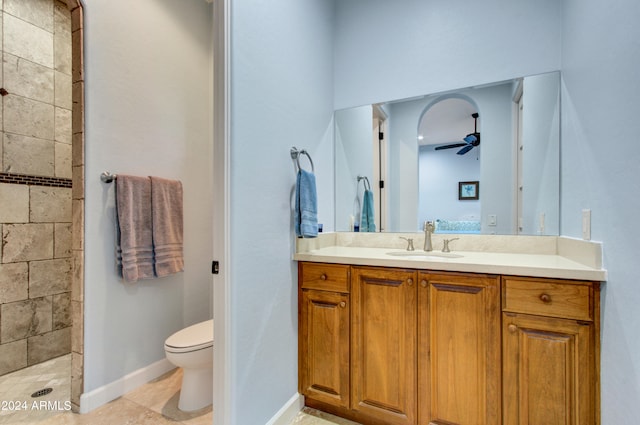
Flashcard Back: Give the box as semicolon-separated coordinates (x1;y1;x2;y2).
164;319;213;353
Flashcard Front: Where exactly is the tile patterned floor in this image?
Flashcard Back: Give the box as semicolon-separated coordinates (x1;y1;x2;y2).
0;358;212;425
0;356;354;425
0;355;71;424
292;407;361;425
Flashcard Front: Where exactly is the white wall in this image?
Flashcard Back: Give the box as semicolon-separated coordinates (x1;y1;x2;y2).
83;0;213;393
228;0;335;423
561;0;640;422
333;0;562;110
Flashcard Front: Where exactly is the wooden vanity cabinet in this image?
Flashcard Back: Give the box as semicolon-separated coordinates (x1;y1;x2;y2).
502;276;600;425
298;263;351;408
298;263;601;425
351;267;417;425
418;272;501;425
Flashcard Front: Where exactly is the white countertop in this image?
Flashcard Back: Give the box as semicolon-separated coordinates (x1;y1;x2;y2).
294;234;607;281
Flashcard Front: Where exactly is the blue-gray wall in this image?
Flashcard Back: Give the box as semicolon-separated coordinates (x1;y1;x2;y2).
418;145;481;225
333;0;562;109
561;0;640;422
227;0;561;422
335;105;374;231
229;0;335;423
84;0;213;393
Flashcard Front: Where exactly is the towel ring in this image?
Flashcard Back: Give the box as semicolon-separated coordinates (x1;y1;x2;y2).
291;147;315;173
357;175;371;191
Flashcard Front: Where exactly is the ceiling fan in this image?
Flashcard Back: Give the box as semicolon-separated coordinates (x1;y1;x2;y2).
434;112;480;155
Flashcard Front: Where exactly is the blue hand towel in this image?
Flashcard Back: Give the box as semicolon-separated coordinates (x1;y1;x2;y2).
295;169;318;238
360;189;376;232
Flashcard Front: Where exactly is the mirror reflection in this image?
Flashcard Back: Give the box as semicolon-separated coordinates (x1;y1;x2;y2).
334;71;560;235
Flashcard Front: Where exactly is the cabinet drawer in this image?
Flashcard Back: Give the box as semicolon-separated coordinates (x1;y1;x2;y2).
502;277;592;321
300;263;350;293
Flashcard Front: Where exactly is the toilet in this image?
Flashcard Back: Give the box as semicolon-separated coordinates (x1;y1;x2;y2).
164;319;213;411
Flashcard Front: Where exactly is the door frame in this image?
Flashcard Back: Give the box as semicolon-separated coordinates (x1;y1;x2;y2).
69;0;231;418
513;80;524;234
212;0;231;424
372;105;388;232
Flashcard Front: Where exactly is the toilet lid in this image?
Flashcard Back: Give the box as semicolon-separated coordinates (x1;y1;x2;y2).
165;319;213;353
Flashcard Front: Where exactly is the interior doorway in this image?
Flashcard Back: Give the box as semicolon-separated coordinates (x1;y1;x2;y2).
513;80;524;234
372;105;387;232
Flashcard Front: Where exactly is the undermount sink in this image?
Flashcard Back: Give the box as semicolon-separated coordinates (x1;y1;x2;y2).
386;251;464;259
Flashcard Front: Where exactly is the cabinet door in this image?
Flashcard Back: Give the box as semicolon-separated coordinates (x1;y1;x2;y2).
502;313;595;425
351;267;417;425
299;289;350;408
418;272;501;425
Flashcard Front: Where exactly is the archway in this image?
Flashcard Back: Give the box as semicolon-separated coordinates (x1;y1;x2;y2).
417;96;482;233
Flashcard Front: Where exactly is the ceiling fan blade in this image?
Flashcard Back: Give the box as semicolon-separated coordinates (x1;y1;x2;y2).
463;134;477;144
457;145;474;155
434;114;480;154
434;142;467;151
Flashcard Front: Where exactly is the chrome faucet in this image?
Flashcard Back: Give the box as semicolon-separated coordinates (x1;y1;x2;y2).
423;221;434;251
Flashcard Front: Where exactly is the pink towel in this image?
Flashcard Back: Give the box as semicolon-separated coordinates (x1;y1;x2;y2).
116;175;155;282
150;176;184;277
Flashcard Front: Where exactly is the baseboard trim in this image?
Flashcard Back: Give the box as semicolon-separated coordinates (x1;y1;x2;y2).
265;393;304;425
79;358;175;414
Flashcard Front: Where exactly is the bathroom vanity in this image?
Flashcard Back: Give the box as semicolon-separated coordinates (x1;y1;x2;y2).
295;233;605;425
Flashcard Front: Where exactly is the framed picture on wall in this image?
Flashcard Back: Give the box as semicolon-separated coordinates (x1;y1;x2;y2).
459;181;479;200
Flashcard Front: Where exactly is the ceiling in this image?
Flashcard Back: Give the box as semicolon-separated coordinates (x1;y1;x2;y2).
418;98;478;146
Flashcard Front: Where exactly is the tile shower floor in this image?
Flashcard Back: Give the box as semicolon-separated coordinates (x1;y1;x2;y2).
0;354;71;424
0;355;357;425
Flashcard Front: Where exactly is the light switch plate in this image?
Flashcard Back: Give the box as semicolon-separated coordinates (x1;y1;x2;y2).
582;209;591;240
488;214;497;226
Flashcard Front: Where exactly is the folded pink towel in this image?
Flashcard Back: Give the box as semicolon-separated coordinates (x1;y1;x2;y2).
116;175;155;282
150;176;184;278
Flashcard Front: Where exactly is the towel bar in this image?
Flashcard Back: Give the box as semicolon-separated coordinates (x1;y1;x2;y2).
100;171;117;183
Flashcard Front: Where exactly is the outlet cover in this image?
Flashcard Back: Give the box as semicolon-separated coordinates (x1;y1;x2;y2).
538;212;545;234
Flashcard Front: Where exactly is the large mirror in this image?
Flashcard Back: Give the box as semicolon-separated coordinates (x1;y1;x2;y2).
334;71;560;235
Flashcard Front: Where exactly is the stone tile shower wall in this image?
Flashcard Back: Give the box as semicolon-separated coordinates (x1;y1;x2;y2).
0;0;73;375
